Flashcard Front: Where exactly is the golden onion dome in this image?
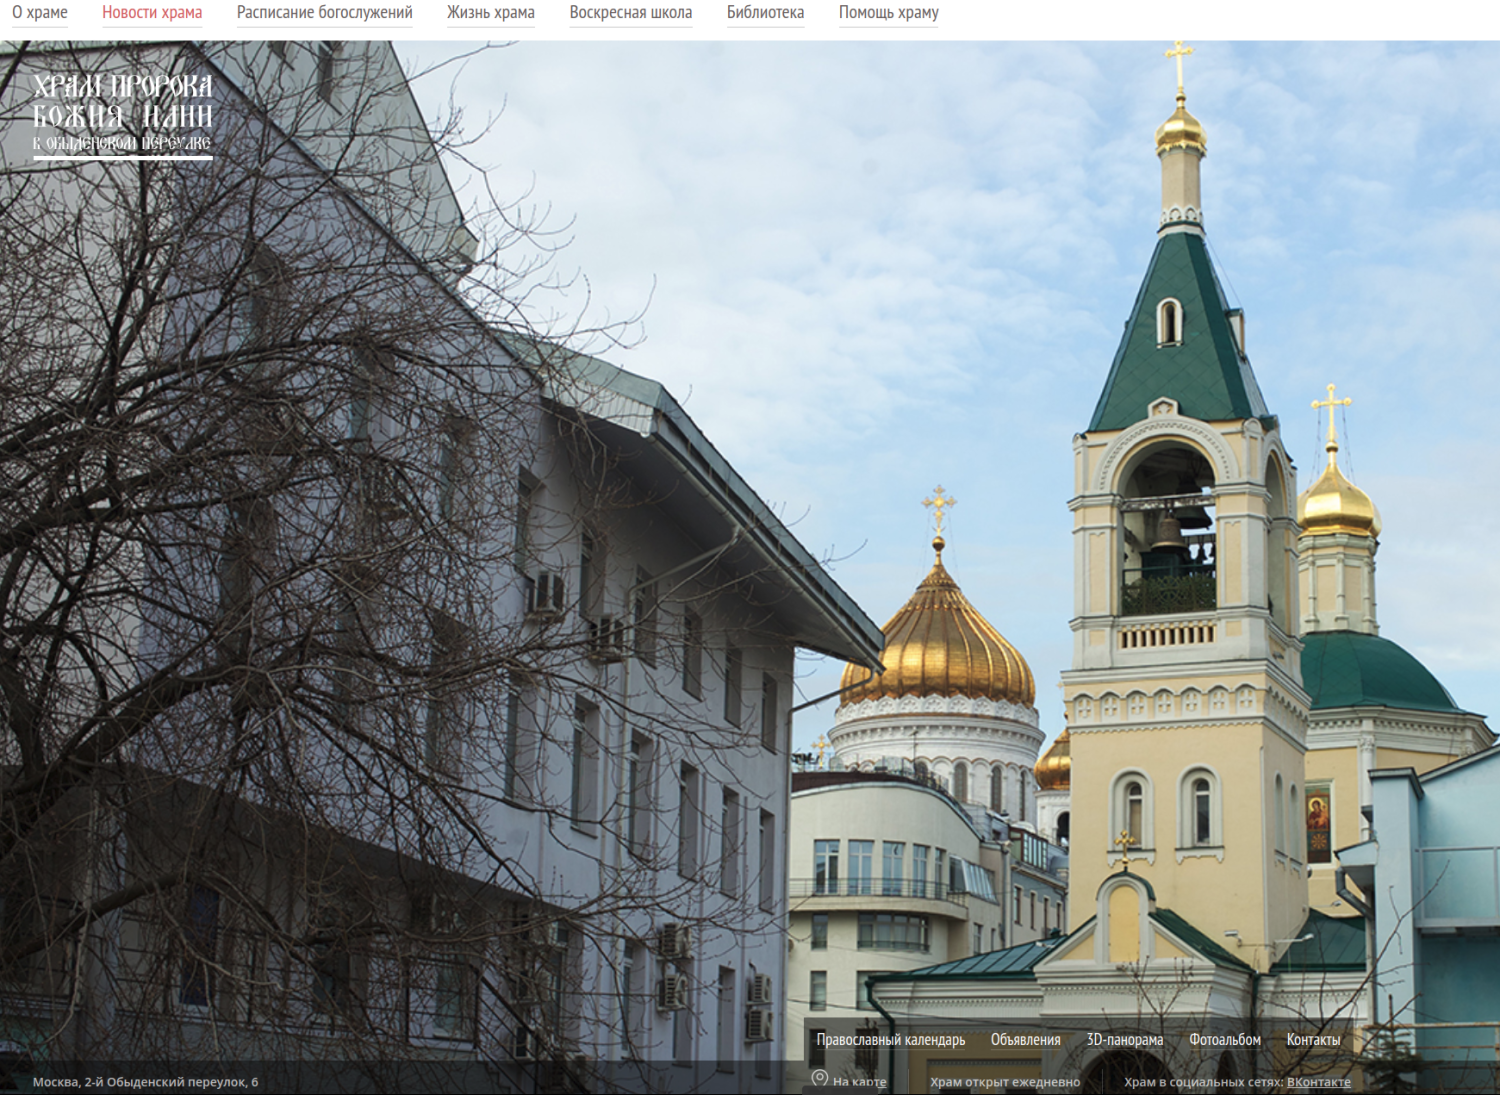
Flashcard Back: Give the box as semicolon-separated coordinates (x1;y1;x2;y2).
1156;94;1207;155
839;537;1035;709
1034;729;1071;791
1298;457;1382;538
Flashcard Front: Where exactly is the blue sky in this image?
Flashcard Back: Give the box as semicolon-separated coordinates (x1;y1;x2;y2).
404;42;1500;753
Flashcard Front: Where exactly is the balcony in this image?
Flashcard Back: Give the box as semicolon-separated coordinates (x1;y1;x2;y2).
789;878;966;913
1414;846;1500;932
1121;562;1216;617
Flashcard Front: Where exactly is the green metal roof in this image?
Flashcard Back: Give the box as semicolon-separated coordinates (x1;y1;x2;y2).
1269;910;1367;974
1150;908;1254;972
872;925;1087;983
1301;631;1463;714
1089;232;1271;431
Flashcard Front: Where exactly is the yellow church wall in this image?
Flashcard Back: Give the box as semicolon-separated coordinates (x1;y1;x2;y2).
1053;930;1094;963
1154;934;1188;960
1108;884;1140;962
1070;718;1308;970
1379;746;1463;772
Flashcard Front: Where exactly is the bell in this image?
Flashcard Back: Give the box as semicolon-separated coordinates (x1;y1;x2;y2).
1176;505;1212;530
1152;513;1189;554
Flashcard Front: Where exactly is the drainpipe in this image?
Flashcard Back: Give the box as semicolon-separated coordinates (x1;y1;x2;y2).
867;977;902;1095
1335;867;1377;1027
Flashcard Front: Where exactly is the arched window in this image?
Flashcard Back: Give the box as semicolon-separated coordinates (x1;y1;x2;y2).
1274;774;1286;853
1109;770;1154;856
1057;811;1070;844
1157;298;1183;346
989;768;1004;813
1175;766;1223;852
914;760;928;782
1288;782;1299;859
953;762;968;804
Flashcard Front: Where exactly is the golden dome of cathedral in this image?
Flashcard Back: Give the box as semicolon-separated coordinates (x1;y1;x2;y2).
1155;94;1207;155
839;537;1035;709
1298;459;1381;538
1034;729;1071;791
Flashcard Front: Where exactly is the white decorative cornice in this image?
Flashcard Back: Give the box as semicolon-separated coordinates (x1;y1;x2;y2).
835;692;1040;727
1092;412;1242;494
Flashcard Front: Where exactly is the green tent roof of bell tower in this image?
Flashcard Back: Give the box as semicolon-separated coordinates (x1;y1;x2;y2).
1088;231;1273;432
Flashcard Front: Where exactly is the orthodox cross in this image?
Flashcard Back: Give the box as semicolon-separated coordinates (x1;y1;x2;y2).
1165;40;1194;96
812;734;830;769
1312;383;1352;453
1114;830;1134;870
923;486;956;537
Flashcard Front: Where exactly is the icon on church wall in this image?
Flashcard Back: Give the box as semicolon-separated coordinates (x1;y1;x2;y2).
1306;788;1332;864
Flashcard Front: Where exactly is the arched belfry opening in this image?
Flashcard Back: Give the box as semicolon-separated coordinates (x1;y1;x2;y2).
1119;443;1216;616
1264;453;1291;634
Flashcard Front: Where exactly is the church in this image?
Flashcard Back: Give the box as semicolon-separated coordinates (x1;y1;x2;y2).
862;48;1492;1093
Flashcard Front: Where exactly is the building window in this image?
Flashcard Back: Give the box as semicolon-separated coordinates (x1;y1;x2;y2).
1306;784;1332;865
809;970;827;1011
720;788;740;897
809;1028;827;1070
974;924;983;954
435;416;474;527
513;471;538;571
848;840;873;896
934;849;946;899
1289;782;1300;860
180;885;220;1007
434;954;473;1039
570;701;600;828
811;913;828;950
621;943;643;1058
678;764;699;877
760;674;779;752
632;569;658;666
857;913;929;952
1030;891;1037;930
814;840;839;895
315;41;339;104
1274;773;1286;853
627;734;653;856
1013;885;1022;925
990;768;1004;813
716;967;735;1073
423;612;464;772
1176;766;1222;850
882;842;904;896
311;936;355;1017
912;845;929;898
758;810;776;911
579;531;606;620
682;610;702;698
1044;896;1051;931
723;646;742;726
1157;297;1184;346
953;761;968;804
1110;770;1154;851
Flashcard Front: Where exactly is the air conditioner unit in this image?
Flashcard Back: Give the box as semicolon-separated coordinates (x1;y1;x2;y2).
587;615;628;663
656;974;689;1012
744;1007;774;1043
526;572;566;619
747;973;773;1005
511;1027;537;1062
656;923;692;961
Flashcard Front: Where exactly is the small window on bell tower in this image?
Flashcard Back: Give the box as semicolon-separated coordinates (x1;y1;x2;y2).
1157;298;1183;346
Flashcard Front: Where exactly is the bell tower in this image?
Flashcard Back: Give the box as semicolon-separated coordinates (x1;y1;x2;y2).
1060;48;1311;970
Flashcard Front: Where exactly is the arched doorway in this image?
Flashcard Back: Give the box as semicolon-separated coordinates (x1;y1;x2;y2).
1081;1050;1172;1093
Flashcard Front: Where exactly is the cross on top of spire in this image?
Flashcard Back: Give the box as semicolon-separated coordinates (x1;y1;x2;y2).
1312;382;1353;461
1165;40;1194;98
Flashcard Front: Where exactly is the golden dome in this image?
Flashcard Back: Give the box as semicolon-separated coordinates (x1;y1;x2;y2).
839;538;1035;708
1034;729;1070;791
1298;458;1382;538
1155;94;1207;155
